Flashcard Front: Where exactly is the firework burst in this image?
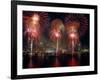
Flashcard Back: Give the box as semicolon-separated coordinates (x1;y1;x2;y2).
65;14;88;37
23;12;49;42
50;19;64;41
50;19;64;53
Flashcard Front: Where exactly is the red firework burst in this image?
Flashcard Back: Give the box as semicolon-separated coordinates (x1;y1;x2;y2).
23;12;49;42
50;19;63;41
65;14;88;36
50;29;61;41
65;20;80;53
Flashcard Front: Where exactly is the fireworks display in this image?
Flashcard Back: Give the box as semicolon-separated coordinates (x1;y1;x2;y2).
65;21;80;53
23;11;89;68
23;12;49;67
50;19;64;53
65;14;88;53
